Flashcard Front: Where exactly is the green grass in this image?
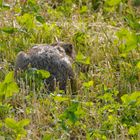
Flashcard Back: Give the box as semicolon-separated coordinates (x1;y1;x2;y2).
0;0;140;139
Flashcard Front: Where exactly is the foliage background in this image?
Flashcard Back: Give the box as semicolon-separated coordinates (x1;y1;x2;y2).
0;0;140;139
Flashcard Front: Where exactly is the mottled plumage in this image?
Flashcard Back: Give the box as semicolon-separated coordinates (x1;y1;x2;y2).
15;43;76;92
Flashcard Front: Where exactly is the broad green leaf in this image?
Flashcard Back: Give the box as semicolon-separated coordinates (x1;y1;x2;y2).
76;52;90;65
3;71;14;83
0;0;2;7
0;121;2;129
18;119;30;127
5;118;29;139
137;61;140;69
0;72;19;99
59;102;79;124
75;106;85;117
104;6;115;12
116;28;138;53
37;70;50;79
0;104;11;119
121;94;129;104
17;13;35;30
28;0;36;5
73;32;88;47
5;118;17;130
1;27;16;34
83;80;93;88
105;0;121;6
121;91;140;105
119;53;127;58
128;126;138;135
28;0;39;13
68;101;79;112
130;91;140;101
80;6;88;14
54;96;69;102
84;101;93;107
124;37;137;52
4;82;19;98
116;28;129;39
124;16;140;30
104;0;121;12
68;112;78;123
100;93;114;102
36;15;45;24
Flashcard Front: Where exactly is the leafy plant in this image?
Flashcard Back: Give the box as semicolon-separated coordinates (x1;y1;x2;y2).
116;28;138;54
0;72;19;101
104;0;121;12
59;101;85;131
21;69;50;90
5;118;30;140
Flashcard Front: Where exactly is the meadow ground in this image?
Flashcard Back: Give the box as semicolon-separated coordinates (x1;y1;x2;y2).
0;0;140;139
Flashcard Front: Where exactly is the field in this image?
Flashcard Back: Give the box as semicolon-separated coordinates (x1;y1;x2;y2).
0;0;140;140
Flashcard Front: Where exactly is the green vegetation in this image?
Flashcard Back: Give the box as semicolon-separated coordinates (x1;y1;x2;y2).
0;0;140;139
